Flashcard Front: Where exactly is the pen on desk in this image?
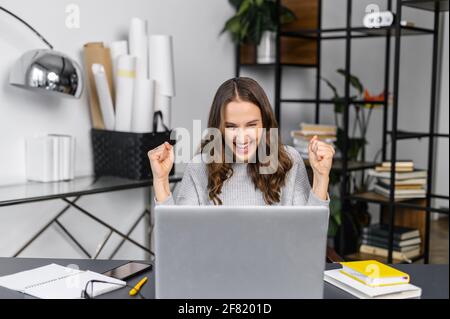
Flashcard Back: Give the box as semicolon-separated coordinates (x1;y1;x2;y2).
129;276;148;296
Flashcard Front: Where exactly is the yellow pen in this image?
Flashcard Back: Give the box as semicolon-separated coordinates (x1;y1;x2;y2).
129;277;148;296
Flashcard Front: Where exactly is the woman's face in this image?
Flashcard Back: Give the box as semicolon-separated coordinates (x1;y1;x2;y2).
223;100;264;162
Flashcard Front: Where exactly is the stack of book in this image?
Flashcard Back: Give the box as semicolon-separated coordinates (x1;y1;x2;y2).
368;160;427;199
324;260;422;299
359;224;422;262
291;123;337;159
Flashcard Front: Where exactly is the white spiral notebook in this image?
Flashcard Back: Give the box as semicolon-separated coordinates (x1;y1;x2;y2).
0;263;126;299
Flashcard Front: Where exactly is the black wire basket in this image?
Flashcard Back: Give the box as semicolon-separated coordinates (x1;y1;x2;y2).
91;111;175;180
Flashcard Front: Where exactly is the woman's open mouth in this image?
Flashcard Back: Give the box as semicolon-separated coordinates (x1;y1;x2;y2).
234;142;251;155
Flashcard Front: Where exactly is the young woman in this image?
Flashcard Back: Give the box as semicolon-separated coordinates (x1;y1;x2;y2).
148;77;335;206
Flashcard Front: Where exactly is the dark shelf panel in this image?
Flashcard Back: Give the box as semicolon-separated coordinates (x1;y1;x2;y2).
387;130;450;139
239;63;317;68
403;0;449;11
305;159;377;172
347;192;449;214
281;98;385;105
281;25;434;41
345;252;424;264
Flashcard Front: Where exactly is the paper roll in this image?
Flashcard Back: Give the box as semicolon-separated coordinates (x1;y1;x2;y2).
149;35;176;97
115;55;136;132
154;91;172;131
92;64;115;130
109;40;128;87
83;42;115;129
131;78;155;133
129;18;148;79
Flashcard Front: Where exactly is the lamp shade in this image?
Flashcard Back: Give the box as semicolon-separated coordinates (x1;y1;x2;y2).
9;49;83;98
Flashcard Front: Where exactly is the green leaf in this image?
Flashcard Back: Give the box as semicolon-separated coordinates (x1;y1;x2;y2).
229;0;244;9
237;0;252;16
337;69;364;95
255;0;264;7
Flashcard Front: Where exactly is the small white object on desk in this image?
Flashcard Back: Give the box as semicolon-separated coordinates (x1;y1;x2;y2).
324;269;422;299
0;263;125;299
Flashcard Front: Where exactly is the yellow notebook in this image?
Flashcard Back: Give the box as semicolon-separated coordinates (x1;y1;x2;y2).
340;260;410;287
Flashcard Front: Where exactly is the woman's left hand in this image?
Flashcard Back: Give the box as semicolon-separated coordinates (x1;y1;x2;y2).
308;135;335;178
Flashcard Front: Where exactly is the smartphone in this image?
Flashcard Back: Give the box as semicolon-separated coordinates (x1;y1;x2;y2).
102;262;152;281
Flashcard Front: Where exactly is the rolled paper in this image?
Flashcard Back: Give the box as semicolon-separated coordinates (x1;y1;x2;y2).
109;40;128;88
129;18;148;79
154;87;172;131
131;78;155;133
115;55;136;132
148;35;176;97
92;64;115;130
83;42;115;129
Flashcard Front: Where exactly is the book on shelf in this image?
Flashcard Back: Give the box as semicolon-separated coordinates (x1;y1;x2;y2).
375;166;414;172
367;169;427;180
381;160;414;168
376;181;424;191
378;178;427;187
362;224;420;241
299;123;337;136
359;244;421;262
361;235;421;250
373;184;426;199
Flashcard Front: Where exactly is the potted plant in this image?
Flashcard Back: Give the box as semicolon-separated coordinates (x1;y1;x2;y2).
322;69;384;254
222;0;297;63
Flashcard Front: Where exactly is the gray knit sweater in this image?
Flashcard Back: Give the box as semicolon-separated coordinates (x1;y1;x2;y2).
156;145;329;207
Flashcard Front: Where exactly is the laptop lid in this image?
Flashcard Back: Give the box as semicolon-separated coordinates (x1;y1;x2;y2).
155;205;329;299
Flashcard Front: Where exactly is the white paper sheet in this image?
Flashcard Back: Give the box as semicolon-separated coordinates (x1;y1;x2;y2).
129;18;148;79
92;64;115;130
115;55;136;132
131;78;155;133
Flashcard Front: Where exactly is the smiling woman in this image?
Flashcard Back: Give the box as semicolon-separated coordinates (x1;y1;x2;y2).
148;77;335;206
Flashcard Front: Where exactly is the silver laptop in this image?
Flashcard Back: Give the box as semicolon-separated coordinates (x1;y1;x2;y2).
154;205;329;299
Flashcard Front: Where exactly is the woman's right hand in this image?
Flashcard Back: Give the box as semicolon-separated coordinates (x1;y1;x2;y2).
148;142;174;181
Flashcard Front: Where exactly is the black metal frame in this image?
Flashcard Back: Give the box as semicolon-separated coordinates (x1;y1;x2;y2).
235;0;449;264
0;176;181;260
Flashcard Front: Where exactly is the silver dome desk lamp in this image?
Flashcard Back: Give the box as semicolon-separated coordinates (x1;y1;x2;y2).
1;6;83;98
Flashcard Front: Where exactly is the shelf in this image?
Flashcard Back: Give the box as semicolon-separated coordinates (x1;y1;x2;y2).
281;25;434;41
347;192;450;214
387;130;450;139
239;62;317;68
344;252;424;264
304;159;377;172
0;175;183;207
348;191;423;204
281;98;385;105
403;0;449;11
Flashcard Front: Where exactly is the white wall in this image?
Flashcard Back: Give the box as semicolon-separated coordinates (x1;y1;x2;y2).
0;0;447;259
0;0;234;259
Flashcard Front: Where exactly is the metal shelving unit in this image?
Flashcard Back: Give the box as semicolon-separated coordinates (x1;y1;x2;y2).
235;0;449;264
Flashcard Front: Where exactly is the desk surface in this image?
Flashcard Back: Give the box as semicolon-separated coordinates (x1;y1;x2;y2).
0;257;448;299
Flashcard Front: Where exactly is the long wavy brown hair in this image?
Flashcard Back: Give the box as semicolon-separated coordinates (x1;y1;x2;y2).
201;77;293;205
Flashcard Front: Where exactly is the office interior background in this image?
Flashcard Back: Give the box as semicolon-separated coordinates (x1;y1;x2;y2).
0;0;448;263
